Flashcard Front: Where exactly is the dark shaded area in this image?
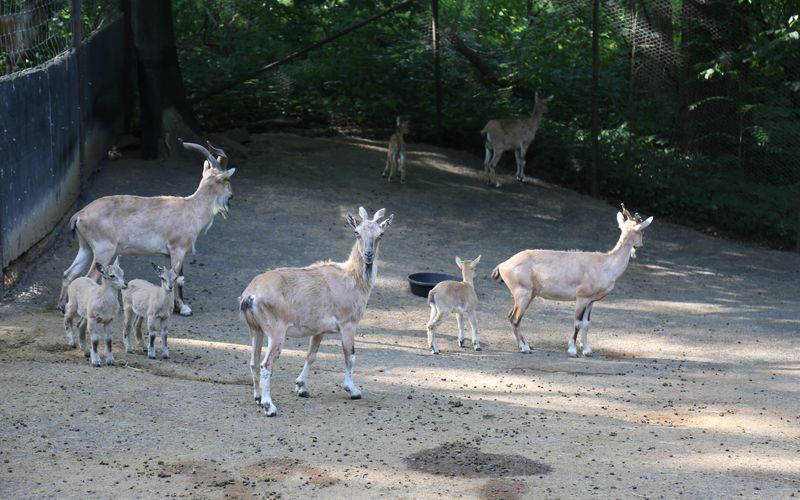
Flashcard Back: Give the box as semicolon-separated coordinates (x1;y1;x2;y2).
405;441;551;477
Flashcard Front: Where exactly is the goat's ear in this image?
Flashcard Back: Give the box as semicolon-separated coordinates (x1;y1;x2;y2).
617;212;626;229
471;255;482;267
635;216;654;230
151;262;162;274
203;160;213;171
379;213;394;229
222;168;235;178
373;208;386;221
346;213;359;230
455;256;464;268
113;256;120;267
95;262;106;275
358;207;369;220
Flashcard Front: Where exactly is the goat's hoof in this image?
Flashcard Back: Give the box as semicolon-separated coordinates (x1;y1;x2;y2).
582;349;593;357
519;346;532;354
162;354;170;360
400;179;406;185
179;305;192;317
84;351;91;358
431;348;440;355
297;389;310;398
473;344;482;351
567;348;578;358
68;341;77;348
106;359;115;366
148;354;156;360
57;302;65;313
494;182;502;188
344;386;362;399
263;403;277;417
458;339;465;348
254;395;261;404
295;383;310;398
125;347;133;354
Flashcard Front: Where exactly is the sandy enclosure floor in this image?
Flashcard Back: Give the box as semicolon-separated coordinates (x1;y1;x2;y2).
1;133;799;499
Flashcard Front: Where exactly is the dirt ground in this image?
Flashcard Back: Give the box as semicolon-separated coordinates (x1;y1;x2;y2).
1;133;799;499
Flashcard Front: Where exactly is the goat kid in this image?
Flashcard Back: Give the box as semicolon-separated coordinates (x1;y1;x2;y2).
58;140;235;317
122;264;183;360
63;258;127;367
492;205;653;356
239;207;394;417
481;92;553;188
382;116;409;184
426;256;482;354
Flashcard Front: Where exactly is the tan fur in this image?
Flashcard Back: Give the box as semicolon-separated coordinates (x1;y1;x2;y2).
426;256;482;354
382;117;409;184
493;208;653;356
239;207;394;416
58;141;235;317
63;258;127;367
481;92;553;187
121;265;182;360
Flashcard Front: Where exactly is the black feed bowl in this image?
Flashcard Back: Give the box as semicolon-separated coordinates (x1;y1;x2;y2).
408;272;460;298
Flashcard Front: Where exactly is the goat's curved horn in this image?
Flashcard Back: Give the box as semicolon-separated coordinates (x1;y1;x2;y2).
620;203;633;220
206;141;228;168
180;139;218;168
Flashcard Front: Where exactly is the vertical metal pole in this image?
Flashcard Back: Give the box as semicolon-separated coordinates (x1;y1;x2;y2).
590;0;600;196
71;0;86;200
432;0;443;144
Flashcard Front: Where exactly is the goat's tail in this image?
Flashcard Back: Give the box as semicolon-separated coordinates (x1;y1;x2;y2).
427;290;436;306
491;265;503;283
69;214;80;239
239;294;256;323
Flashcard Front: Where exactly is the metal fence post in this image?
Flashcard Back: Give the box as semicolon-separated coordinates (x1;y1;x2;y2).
432;0;443;144
71;0;86;201
590;0;600;197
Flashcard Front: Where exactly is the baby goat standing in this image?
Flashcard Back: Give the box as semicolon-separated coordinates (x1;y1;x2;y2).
240;207;394;417
121;264;183;360
492;205;653;356
63;258;127;367
382;116;409;184
426;256;482;354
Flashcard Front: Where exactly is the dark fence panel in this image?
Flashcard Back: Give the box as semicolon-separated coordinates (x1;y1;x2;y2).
0;16;131;269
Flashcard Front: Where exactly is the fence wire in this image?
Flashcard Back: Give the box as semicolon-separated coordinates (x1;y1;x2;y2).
0;0;120;75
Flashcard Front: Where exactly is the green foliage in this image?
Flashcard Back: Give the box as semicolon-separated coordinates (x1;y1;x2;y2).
173;0;799;248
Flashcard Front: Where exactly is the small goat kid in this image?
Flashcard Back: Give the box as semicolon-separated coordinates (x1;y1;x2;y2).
426;256;482;354
122;264;183;360
382;116;409;184
492;205;653;356
63;258;128;367
58;140;235;317
481;92;553;188
240;207;393;417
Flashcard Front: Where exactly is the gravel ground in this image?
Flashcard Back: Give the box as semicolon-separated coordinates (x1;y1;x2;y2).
1;132;798;499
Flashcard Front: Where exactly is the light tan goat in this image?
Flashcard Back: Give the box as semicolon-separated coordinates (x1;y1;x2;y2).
58;140;235;317
426;256;482;354
382;116;409;184
492;205;653;356
239;207;394;417
121;264;183;360
63;258;127;367
481;92;553;187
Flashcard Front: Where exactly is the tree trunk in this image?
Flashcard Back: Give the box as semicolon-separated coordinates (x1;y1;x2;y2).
131;0;200;159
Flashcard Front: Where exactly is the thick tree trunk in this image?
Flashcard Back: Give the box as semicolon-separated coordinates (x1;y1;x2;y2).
131;0;200;159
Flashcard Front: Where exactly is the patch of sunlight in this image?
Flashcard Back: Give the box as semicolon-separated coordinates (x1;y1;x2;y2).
14;281;47;303
675;450;800;478
606;299;737;315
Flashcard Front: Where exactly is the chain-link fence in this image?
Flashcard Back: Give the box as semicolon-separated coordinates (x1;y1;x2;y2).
0;0;121;75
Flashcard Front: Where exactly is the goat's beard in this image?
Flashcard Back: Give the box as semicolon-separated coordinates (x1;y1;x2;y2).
630;247;638;259
364;262;374;282
214;196;230;219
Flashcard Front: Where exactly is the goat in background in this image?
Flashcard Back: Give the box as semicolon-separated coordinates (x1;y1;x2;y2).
382;116;409;184
481;92;553;188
